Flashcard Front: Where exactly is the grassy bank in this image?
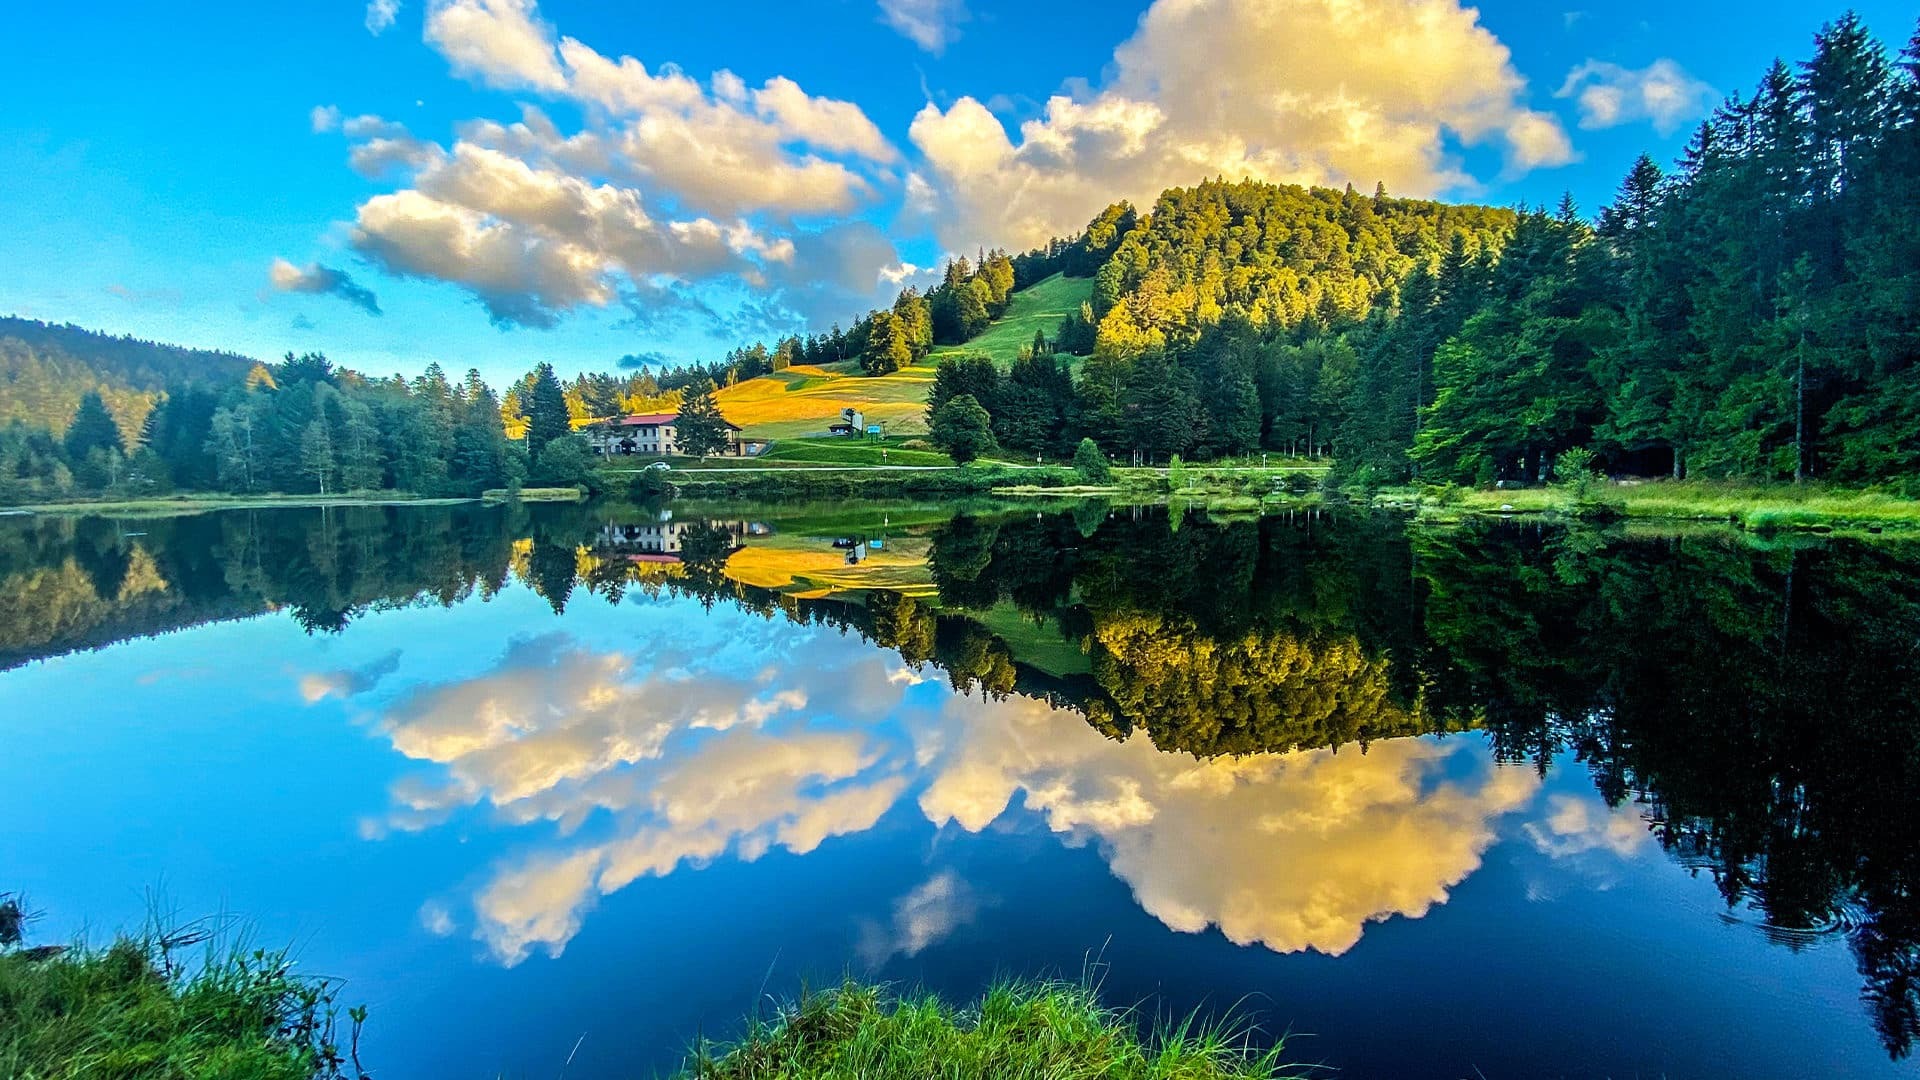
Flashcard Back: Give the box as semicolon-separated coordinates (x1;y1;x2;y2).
1397;480;1920;532
678;980;1304;1080
1;491;473;517
665;464;1079;500
0;897;366;1080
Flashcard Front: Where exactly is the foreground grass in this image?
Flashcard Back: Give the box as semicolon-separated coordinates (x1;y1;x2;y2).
679;980;1307;1080
1404;479;1920;532
0;902;366;1080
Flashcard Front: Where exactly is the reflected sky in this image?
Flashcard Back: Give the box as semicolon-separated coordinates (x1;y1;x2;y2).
1;513;1907;1079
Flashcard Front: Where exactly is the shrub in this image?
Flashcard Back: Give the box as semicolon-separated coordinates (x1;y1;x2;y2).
1073;438;1112;484
928;395;998;466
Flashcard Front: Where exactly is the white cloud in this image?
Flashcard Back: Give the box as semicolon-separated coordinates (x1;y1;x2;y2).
916;695;1541;956
877;0;969;55
365;0;400;36
310;105;341;133
859;871;978;964
909;0;1575;250
343;0;905;330
423;0;565;92
1524;793;1651;860
1557;58;1716;136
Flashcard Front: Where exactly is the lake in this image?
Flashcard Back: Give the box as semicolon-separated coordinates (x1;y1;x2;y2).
2;501;1916;1078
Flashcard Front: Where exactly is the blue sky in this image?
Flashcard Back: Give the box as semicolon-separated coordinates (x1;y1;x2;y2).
1;0;1912;385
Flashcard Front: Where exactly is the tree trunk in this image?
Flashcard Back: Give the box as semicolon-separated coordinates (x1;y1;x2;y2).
1794;332;1807;484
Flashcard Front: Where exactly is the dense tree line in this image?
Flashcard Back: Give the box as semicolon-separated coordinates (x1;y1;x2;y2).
1397;15;1920;485
924;13;1920;488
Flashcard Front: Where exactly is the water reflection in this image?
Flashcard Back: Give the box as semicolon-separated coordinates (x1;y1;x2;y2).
4;503;1919;1061
346;605;1539;965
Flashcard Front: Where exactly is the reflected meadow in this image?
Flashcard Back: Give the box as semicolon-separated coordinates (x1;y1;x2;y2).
2;503;1916;1078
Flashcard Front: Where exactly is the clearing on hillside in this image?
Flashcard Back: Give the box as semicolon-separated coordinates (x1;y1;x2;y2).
929;273;1095;368
716;363;936;440
716;274;1095;441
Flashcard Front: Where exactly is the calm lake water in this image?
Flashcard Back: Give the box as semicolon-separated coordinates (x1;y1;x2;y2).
3;501;1917;1077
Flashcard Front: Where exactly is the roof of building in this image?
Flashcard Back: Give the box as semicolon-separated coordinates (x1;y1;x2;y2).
598;412;742;431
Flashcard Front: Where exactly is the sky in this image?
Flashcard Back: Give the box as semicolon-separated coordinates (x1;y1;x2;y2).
2;0;1913;385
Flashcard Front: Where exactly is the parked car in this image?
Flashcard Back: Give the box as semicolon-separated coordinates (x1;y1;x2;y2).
645;461;672;472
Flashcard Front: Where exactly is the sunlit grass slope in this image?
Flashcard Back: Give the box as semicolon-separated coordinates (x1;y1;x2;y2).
717;274;1095;441
677;980;1306;1080
929;273;1096;369
717;364;936;440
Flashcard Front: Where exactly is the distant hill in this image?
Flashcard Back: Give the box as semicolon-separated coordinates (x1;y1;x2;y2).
0;317;258;443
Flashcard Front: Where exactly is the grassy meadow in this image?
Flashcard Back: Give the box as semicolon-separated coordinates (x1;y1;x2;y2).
714;274;1096;443
928;273;1096;369
716;364;937;440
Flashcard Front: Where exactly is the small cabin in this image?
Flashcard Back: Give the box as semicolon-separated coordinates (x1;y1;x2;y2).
828;408;866;438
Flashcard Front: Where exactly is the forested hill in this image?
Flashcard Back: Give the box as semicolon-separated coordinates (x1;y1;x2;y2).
1085;181;1515;348
0;317;257;442
889;12;1920;489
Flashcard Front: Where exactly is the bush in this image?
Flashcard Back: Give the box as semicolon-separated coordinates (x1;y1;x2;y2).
628;469;676;501
928;395;998;466
531;436;604;495
1074;438;1112;484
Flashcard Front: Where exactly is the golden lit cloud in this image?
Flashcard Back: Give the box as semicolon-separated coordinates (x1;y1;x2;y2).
910;0;1575;250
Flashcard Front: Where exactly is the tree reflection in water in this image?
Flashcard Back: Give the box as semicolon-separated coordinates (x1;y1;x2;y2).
3;504;1917;1056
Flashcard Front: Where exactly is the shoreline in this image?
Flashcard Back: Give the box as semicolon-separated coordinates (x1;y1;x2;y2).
1;488;588;517
7;471;1920;539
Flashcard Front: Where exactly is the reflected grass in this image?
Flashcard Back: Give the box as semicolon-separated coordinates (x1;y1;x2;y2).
1406;480;1920;532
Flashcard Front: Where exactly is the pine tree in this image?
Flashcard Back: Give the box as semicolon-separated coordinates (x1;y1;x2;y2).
64;391;124;463
525;362;570;463
862;312;912;376
673;386;733;458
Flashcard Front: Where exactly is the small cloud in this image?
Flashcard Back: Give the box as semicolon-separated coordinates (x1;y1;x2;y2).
616;351;672;371
1562;11;1587;30
311;104;341;133
1557;58;1715;136
366;0;401;35
105;283;182;305
877;0;969;55
858;870;979;965
419;900;455;936
291;313;317;331
299;650;403;704
269;258;384;316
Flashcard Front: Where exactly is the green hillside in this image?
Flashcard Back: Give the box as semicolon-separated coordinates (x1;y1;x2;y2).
0;317;257;443
929;273;1093;368
718;274;1094;441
